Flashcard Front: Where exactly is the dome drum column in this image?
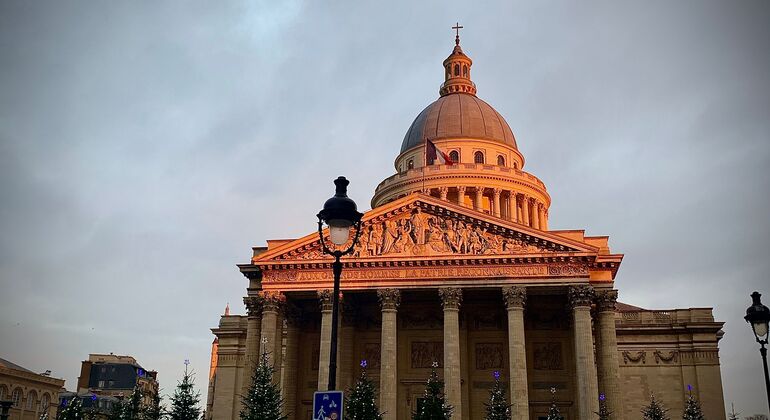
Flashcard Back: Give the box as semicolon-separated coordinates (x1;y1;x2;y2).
492;188;502;218
531;198;540;229
474;186;484;211
521;195;530;226
457;186;466;207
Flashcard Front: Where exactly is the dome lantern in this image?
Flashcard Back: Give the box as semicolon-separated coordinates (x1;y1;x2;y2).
440;23;477;97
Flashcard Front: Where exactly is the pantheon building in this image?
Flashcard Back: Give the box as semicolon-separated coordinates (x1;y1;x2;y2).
206;36;726;420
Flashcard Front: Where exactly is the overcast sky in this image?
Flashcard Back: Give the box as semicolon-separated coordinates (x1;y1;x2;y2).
1;0;769;415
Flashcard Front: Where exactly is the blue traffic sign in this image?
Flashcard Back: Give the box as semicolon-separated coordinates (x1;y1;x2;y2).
312;390;343;420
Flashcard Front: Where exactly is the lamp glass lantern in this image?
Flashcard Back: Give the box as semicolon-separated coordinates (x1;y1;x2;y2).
746;291;770;343
317;177;363;247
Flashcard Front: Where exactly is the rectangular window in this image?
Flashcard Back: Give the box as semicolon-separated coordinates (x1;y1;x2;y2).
98;381;105;388
108;380;114;387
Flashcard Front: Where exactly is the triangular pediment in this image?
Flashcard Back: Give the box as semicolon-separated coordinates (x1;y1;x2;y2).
253;193;599;265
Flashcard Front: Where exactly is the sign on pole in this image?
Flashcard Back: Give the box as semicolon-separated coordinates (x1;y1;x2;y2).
312;391;343;420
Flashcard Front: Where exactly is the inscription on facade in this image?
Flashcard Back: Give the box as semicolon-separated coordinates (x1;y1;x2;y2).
533;342;563;370
264;265;553;283
411;342;444;368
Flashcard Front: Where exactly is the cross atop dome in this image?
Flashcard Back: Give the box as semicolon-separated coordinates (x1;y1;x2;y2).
440;24;476;96
452;22;463;46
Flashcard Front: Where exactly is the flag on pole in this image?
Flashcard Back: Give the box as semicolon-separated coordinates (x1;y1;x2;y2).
425;139;454;165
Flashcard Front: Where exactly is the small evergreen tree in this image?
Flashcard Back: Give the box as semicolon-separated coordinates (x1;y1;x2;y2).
412;362;452;420
595;394;611;420
344;360;382;420
123;387;143;420
641;393;670;420
58;396;85;420
107;397;126;420
40;412;50;420
682;386;705;420
143;389;165;420
169;361;201;420
483;371;510;420
545;387;562;420
239;352;285;420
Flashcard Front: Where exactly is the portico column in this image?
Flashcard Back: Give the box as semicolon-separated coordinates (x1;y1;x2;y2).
439;287;463;419
569;285;600;420
317;289;333;391
378;289;401;420
474;187;484;211
531;199;540;229
521;195;530;226
457;186;466;207
502;286;529;418
259;291;285;371
281;307;301;420
595;290;624;419
242;295;263;396
493;188;502;218
510;193;519;223
439;186;449;201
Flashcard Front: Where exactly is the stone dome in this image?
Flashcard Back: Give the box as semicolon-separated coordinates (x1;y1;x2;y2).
400;93;518;153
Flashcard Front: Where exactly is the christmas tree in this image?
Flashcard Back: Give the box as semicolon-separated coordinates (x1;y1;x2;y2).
344;360;383;420
641;393;670;420
682;385;705;420
143;388;165;420
412;362;452;420
239;351;286;420
545;388;562;420
58;396;85;420
483;371;510;420
123;387;143;420
169;360;201;420
595;394;611;420
40;412;49;420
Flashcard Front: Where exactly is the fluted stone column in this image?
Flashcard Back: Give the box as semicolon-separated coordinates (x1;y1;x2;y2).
502;286;529;418
281;308;301;420
378;289;401;420
259;291;285;371
510;193;519;223
317;289;333;391
439;186;449;201
521;195;530;226
595;290;624;419
474;186;484;210
439;287;463;419
457;186;466;207
531;199;540;229
569;285;600;420
493;188;502;218
538;204;546;230
242;295;263;397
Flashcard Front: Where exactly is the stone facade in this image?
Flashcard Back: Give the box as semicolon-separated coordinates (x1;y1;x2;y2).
0;358;65;420
205;35;726;420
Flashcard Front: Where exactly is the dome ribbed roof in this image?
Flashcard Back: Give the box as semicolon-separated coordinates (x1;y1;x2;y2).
400;93;518;153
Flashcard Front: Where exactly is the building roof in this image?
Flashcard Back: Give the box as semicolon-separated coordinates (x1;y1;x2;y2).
616;301;646;312
400;93;518;153
0;357;34;373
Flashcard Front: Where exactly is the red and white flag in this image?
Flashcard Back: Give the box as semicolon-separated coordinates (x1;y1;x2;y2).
425;139;454;165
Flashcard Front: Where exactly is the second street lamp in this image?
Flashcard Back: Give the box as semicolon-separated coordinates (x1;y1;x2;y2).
745;291;770;409
317;176;363;391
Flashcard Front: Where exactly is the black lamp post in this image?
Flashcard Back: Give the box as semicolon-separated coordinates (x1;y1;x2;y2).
745;291;770;409
317;176;363;391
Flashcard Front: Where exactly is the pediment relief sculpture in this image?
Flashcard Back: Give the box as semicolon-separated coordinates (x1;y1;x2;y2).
274;205;563;261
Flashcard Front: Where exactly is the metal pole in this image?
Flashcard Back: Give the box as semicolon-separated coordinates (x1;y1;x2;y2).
761;343;770;410
328;251;343;390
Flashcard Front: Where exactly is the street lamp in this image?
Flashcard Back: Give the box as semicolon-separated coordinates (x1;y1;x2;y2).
317;176;363;391
745;291;770;409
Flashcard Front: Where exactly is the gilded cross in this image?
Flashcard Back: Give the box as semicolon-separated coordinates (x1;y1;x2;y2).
452;22;463;45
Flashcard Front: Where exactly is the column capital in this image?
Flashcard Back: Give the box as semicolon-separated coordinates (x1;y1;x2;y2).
475;186;485;195
439;287;463;310
377;288;401;311
243;295;264;317
502;286;526;309
594;289;618;312
493;188;502;198
439;186;449;200
568;285;595;308
318;289;333;312
457;185;466;193
258;290;286;313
